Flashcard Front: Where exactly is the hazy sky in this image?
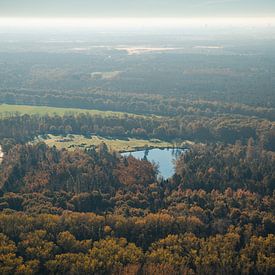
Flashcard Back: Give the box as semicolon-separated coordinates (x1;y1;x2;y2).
0;0;274;18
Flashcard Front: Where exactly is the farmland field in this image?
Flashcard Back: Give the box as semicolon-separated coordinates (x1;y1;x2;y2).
0;104;147;119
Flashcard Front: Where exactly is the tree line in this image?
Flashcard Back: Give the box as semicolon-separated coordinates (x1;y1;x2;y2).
1;88;275;120
0;113;274;151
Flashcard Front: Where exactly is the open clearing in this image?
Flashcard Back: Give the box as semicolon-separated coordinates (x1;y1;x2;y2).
34;134;178;153
0;104;147;119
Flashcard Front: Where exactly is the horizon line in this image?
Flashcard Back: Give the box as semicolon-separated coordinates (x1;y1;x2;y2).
1;17;275;29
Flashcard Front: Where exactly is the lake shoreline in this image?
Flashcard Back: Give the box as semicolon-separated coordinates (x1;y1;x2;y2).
121;147;188;179
119;145;189;154
119;140;193;154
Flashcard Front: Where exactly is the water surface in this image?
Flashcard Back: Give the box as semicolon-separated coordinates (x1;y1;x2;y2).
122;148;186;179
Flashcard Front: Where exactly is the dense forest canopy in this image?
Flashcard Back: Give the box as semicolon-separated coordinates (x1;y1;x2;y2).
0;23;275;275
0;138;274;274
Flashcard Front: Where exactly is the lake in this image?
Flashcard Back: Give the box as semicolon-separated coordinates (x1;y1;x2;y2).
122;148;187;179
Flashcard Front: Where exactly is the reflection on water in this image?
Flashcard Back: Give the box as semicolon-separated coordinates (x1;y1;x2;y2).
122;148;187;179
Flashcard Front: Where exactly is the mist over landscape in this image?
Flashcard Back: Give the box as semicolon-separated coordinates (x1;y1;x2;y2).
0;1;274;274
1;19;274;107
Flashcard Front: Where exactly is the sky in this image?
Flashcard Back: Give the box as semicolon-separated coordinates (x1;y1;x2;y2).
0;0;274;18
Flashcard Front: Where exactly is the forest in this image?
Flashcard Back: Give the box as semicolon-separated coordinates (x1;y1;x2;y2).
0;24;275;275
0;71;275;274
0;121;274;274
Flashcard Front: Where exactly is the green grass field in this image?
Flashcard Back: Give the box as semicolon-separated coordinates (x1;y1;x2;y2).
2;104;193;153
0;104;147;119
34;134;176;153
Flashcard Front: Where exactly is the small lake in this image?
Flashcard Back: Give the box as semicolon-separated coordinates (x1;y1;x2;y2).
122;148;187;179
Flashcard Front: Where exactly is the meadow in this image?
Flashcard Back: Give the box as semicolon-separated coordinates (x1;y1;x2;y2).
34;134;176;153
0;104;146;119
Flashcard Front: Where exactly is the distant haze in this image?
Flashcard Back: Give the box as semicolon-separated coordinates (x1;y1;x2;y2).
0;0;275;17
1;17;275;31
